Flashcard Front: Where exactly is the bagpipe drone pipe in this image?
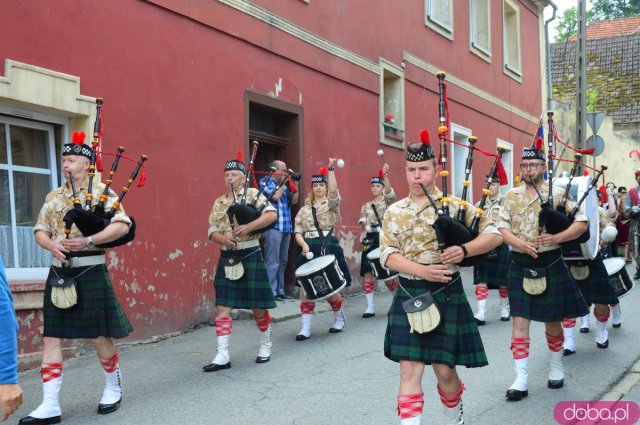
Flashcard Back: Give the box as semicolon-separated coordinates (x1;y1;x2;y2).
418;72;508;267
226;141;294;235
531;112;605;247
63;98;148;248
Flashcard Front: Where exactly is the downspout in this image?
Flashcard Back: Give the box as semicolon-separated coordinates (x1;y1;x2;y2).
544;0;558;112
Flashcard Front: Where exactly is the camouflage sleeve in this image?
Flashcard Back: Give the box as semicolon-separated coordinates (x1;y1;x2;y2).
495;195;512;231
465;202;500;235
379;205;402;268
358;203;368;224
293;207;306;234
328;190;341;212
384;188;397;204
208;201;225;238
102;189;132;226
251;188;276;214
33;196;52;236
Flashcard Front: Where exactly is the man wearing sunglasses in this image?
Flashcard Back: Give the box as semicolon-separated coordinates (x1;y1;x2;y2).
496;147;589;401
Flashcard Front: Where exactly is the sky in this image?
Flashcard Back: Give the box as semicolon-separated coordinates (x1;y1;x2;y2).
544;0;594;40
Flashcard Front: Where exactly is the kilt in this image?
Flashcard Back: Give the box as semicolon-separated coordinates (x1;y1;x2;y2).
384;275;488;369
568;256;620;305
508;250;589;322
215;246;276;309
359;232;380;277
43;264;133;339
473;243;510;288
297;236;352;286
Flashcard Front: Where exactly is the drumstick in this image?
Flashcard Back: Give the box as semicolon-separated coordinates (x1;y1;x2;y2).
305;252;314;260
377;149;385;164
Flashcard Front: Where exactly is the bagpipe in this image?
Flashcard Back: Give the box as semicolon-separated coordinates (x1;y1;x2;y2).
530;112;606;252
226;141;293;235
63;98;147;248
420;72;508;267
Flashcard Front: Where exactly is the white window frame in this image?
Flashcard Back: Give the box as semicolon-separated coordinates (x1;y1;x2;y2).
425;0;454;40
503;0;522;81
0;109;69;281
496;139;514;194
470;0;491;62
449;123;473;203
379;58;405;148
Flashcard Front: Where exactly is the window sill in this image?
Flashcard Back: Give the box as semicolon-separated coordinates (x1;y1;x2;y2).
10;280;45;311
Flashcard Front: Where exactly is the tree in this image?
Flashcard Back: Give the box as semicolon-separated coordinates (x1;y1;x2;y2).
553;0;640;42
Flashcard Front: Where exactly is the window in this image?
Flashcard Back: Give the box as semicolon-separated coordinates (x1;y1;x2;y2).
379;59;405;148
0;116;59;276
496;139;514;194
450;124;473;203
503;0;522;80
470;0;491;61
425;0;453;40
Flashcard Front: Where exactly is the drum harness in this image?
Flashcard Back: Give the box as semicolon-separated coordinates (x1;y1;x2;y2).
311;206;334;257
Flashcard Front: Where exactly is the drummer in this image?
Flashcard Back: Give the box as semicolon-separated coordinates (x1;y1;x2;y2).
294;159;352;341
563;191;620;354
358;164;397;318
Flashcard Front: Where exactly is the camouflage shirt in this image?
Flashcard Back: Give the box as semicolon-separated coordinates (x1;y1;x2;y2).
208;188;276;241
379;187;499;267
358;189;397;229
34;176;131;247
476;194;504;222
294;192;341;234
496;181;587;243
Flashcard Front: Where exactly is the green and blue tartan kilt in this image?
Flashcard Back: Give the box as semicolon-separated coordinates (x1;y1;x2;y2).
215;247;276;309
384;274;488;369
568;255;620;305
508;250;589;322
359;232;380;277
473;243;510;289
297;236;352;286
43;265;133;339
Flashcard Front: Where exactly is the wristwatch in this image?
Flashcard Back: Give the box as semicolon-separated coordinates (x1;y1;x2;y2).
86;236;95;249
460;244;468;258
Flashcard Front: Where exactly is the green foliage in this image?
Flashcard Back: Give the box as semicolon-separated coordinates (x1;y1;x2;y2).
553;1;640;42
586;89;599;112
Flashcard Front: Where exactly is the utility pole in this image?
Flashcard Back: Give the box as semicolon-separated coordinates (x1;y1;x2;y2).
576;0;587;174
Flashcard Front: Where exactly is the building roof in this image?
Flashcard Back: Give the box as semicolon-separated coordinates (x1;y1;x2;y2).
568;17;640;41
551;28;640;125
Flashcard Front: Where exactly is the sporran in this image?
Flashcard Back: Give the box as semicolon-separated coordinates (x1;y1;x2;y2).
522;267;547;295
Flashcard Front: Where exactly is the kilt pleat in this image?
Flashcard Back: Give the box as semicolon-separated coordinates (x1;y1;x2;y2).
215;247;276;309
43;265;133;339
508;250;589;322
359;232;380;277
473;243;510;288
384;275;488;369
297;236;352;286
568;256;620;305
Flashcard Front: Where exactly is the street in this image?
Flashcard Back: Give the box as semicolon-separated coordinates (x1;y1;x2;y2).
13;266;640;425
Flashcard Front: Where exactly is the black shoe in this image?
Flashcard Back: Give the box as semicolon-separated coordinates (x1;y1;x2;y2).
202;362;231;372
597;340;609;349
280;294;295;300
612;323;621;328
295;334;309;341
256;356;270;363
505;388;528;400
634;273;640;280
501;316;511;321
98;398;122;415
18;416;62;425
328;327;343;333
362;312;375;318
274;296;284;302
580;327;590;333
548;379;564;389
563;348;576;356
475;319;486;326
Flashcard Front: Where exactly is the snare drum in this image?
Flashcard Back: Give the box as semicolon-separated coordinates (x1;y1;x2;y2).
295;255;347;301
603;257;635;298
366;247;399;281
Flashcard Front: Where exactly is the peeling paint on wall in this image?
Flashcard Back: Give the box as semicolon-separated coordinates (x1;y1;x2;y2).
168;249;183;260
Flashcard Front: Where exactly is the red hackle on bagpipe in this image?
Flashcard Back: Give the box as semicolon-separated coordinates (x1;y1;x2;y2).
62;98;148;248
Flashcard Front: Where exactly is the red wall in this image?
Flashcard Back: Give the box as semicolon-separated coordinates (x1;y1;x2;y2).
1;0;543;365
